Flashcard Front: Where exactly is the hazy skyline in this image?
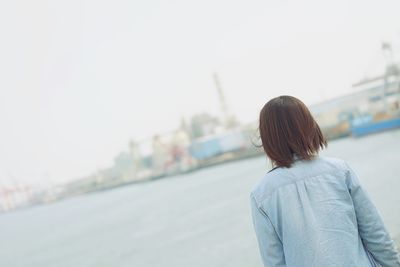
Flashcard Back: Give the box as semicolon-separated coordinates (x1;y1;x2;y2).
0;0;399;185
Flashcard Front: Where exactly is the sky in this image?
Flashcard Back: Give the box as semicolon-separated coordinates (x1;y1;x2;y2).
0;0;399;186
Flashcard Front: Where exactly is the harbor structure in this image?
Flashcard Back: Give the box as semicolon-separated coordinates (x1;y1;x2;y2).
311;42;400;138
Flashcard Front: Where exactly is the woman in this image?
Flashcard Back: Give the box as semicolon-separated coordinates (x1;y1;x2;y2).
250;95;400;267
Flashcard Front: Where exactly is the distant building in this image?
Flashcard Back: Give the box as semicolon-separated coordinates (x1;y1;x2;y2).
352;73;400;116
129;140;143;176
152;135;169;174
107;140;145;182
0;187;15;212
168;128;196;172
310;71;400;139
0;185;32;212
189;130;248;161
113;152;134;181
189;113;221;139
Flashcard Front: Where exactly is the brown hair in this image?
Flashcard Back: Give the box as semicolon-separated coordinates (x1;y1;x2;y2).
259;95;327;168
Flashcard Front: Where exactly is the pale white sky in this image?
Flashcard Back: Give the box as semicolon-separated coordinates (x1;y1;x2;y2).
0;0;399;186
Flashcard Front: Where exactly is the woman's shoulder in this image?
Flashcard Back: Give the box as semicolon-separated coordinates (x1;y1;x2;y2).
250;166;293;204
251;155;350;204
316;155;349;171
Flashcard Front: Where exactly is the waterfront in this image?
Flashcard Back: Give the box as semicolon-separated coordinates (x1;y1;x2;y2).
0;129;399;267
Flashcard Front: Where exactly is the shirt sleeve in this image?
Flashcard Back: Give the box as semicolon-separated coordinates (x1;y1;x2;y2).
345;162;400;267
250;194;286;267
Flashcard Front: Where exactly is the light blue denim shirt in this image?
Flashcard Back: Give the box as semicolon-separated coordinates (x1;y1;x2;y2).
250;155;400;267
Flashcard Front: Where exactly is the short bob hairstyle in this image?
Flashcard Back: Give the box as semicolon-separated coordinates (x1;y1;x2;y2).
259;95;327;168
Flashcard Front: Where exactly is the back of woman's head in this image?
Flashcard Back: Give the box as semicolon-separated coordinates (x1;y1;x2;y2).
259;95;327;168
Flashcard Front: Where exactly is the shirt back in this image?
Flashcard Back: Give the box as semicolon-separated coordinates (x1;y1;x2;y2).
250;155;400;267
